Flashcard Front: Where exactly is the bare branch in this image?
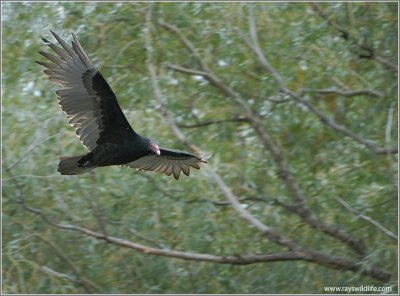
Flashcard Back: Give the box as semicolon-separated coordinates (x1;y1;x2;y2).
335;197;397;241
8;193;305;265
13;195;393;282
272;197;367;256
147;4;300;251
167;63;208;76
158;19;205;68
373;54;398;72
44;221;393;281
265;97;291;104
309;2;350;40
246;6;288;92
2;174;60;181
331;77;350;90
242;7;397;155
294;95;397;155
385;103;394;152
159;14;364;260
303;88;382;98
177;117;251;129
160;17;367;255
126;227;169;249
33;234;102;292
39;266;77;282
206;168;302;250
7;134;58;170
310;3;398;72
89;173;109;239
5;157;392;282
187;196;268;206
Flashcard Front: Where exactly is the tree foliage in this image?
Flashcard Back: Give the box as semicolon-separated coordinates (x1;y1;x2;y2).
2;2;398;294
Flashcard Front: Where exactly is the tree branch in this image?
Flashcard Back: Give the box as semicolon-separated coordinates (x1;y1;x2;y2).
385;103;394;156
39;265;77;283
161;16;367;255
88;173;109;239
7;133;58;170
302;88;382;98
9;192;392;282
4;122;392;284
32;234;102;293
335;197;397;241
242;6;397;155
309;2;350;40
6;192;306;265
373;54;398;72
166;63;208;76
310;3;398;72
147;4;301;252
126;226;169;249
158;19;206;69
177;117;251;128
295;94;397;155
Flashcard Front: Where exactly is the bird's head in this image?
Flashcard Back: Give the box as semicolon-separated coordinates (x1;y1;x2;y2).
149;141;160;156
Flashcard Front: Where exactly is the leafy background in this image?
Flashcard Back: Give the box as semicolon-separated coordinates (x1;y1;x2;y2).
2;2;398;294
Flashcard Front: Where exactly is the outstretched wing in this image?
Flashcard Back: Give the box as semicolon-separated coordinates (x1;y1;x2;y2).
36;31;136;151
124;148;207;180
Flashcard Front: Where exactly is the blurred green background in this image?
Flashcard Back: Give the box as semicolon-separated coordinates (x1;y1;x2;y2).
2;2;398;294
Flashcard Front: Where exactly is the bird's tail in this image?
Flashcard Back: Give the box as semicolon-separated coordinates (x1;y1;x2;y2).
58;155;96;175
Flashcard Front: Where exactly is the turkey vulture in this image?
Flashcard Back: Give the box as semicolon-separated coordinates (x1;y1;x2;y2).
37;31;207;180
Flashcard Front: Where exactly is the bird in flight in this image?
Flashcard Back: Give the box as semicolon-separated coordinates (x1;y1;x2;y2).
37;31;207;180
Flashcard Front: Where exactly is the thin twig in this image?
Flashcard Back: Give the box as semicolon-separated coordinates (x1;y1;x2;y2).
91;172;109;239
295;95;397;155
74;176;109;239
158;19;205;68
177;117;250;128
302;88;382;98
126;227;169;249
33;234;102;292
247;6;288;92
335;197;397;241
385;103;394;154
7;134;58;170
2;174;60;181
39;266;77;283
187;196;268;206
309;2;350;40
373;55;398;72
167;64;208;76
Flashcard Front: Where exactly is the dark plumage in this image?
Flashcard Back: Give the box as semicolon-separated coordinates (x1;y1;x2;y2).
37;31;207;180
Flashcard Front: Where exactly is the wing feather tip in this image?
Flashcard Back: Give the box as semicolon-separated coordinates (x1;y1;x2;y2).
173;170;181;180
